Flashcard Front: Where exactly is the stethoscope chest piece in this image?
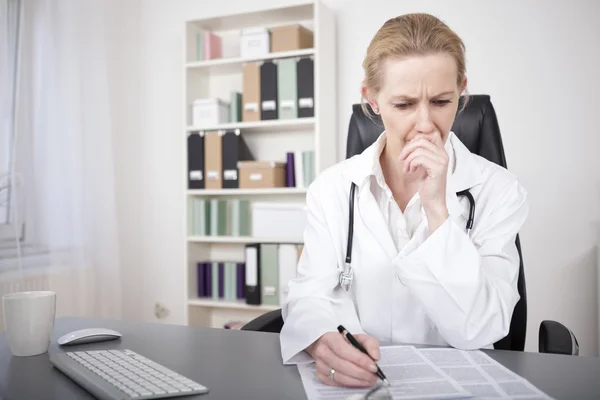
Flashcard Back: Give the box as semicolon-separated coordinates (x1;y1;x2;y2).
339;262;354;291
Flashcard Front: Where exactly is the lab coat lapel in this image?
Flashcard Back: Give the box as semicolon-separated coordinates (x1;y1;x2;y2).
446;133;485;222
344;132;398;260
356;184;398;259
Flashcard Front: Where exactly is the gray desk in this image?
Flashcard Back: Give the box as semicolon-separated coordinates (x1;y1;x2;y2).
0;317;599;400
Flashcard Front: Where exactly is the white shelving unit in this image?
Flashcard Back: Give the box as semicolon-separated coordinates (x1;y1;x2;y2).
183;1;337;329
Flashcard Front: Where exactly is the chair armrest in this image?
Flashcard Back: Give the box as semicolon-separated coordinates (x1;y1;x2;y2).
538;320;579;355
241;309;283;333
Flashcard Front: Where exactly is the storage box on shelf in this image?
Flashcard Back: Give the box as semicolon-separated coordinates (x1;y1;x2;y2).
183;0;336;329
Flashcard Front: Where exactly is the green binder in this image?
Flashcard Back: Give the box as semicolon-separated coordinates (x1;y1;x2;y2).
277;58;298;120
191;199;210;235
230;199;250;236
210;199;228;236
227;262;237;301
211;262;219;300
302;151;315;186
229;92;242;123
260;244;279;306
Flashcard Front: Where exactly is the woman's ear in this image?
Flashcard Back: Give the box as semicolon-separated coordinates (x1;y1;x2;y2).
360;84;379;114
460;77;468;94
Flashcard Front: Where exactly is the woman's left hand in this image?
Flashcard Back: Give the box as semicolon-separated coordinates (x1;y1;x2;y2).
398;132;449;232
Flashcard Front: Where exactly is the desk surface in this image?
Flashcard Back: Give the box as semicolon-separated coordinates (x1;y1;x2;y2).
0;317;599;400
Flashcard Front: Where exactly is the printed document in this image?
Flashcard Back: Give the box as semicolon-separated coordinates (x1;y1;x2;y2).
296;345;554;400
418;348;554;399
297;345;470;400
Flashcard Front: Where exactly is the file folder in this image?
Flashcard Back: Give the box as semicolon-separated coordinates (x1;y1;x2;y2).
296;57;314;118
260;243;279;306
204;130;223;189
229;91;242;123
260;61;278;120
187;132;205;189
245;244;261;305
197;262;205;297
221;129;254;189
277;58;298;120
242;63;261;122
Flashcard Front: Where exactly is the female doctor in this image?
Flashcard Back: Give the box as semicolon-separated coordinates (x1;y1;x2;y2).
279;13;529;388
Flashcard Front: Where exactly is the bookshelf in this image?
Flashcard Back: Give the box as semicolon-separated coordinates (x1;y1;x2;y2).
186;117;315;133
183;0;337;329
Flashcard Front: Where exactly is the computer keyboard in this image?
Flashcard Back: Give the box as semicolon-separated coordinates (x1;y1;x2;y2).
50;349;208;399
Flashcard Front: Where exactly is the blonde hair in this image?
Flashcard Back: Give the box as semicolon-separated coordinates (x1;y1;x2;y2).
361;13;468;116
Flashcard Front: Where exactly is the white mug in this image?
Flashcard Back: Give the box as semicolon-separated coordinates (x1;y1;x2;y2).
2;291;56;357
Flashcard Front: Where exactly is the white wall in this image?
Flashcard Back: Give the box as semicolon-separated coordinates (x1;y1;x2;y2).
119;0;600;355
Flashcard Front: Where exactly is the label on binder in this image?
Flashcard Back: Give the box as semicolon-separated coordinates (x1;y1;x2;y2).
244;102;258;112
262;100;276;111
299;97;314;109
189;170;203;180
250;173;263;181
280;100;296;109
263;286;276;296
245;247;258;286
223;169;238;180
206;170;219;180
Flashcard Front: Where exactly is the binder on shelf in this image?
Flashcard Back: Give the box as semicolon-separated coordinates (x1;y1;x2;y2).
260;61;278;120
204;130;223;189
230;199;251;236
209;199;228;236
296;57;315;118
197;262;205;297
294;150;304;188
285;152;296;187
190;198;210;235
302;150;316;186
242;63;261;122
229;92;242;123
245;244;261;305
277;58;298;120
225;262;236;301
187;131;205;189
204;262;212;297
221;130;254;189
211;262;220;300
203;31;222;60
237;263;246;299
260;243;279;306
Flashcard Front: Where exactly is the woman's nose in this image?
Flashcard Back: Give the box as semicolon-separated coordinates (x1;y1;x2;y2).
415;104;436;134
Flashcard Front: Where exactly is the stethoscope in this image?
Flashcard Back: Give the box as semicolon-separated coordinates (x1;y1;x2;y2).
339;182;475;291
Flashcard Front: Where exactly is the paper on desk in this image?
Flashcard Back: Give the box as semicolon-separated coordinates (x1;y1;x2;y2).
296;345;471;400
419;348;555;400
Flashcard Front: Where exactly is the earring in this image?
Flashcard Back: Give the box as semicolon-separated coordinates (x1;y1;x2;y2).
373;107;379;114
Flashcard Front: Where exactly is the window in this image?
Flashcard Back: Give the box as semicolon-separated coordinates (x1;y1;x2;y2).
0;0;21;241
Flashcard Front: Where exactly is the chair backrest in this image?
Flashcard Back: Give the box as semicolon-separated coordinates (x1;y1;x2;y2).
346;95;527;351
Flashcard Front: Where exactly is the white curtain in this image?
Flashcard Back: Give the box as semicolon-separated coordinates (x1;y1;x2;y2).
0;0;123;323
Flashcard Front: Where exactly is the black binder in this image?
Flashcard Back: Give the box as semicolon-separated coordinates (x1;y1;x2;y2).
221;129;254;189
187;131;205;189
296;57;314;118
260;61;278;120
245;243;261;305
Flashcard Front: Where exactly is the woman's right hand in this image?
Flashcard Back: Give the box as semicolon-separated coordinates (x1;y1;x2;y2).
307;332;381;388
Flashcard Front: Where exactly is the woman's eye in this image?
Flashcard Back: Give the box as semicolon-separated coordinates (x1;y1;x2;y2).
394;103;411;109
433;100;452;106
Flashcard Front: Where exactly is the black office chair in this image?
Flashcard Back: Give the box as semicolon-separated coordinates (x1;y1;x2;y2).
242;95;579;356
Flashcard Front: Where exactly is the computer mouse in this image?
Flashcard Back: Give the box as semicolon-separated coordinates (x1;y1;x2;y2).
57;328;122;346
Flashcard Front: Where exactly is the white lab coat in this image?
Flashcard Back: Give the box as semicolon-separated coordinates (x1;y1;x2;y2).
279;131;529;364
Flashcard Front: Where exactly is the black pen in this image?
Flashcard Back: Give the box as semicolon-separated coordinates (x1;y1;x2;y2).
337;325;390;386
